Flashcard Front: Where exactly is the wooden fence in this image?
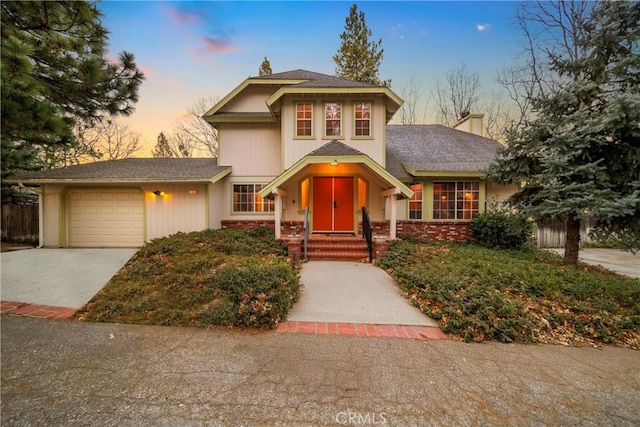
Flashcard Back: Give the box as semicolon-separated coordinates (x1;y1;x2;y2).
1;204;39;243
536;218;596;248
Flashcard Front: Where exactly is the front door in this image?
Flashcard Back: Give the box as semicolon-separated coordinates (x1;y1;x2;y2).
313;177;354;233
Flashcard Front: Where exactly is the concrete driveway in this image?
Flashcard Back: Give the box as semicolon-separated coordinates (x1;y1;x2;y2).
550;248;640;279
1;248;137;309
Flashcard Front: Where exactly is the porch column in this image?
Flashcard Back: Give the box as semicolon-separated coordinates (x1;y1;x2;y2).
271;188;286;239
389;195;397;239
381;188;401;240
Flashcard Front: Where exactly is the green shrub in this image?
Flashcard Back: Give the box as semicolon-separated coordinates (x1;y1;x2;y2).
76;228;298;329
207;257;300;328
377;239;640;347
470;210;533;249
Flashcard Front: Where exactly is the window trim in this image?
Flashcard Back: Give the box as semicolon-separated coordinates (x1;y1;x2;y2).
294;102;314;139
408;182;423;220
323;102;343;139
431;180;480;221
352;101;373;139
231;183;275;214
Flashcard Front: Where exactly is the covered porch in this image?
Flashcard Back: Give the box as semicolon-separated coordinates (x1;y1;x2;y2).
258;141;413;241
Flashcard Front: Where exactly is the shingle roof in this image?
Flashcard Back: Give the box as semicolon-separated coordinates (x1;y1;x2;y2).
309;140;365;157
253;69;376;88
9;158;231;183
386;125;502;179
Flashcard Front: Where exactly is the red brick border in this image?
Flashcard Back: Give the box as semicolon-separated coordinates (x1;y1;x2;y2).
276;321;448;341
1;301;76;320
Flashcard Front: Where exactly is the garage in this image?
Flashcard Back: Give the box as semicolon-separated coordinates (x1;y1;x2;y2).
67;189;144;247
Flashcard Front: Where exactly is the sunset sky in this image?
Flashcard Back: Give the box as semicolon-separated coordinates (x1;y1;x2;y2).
97;1;525;155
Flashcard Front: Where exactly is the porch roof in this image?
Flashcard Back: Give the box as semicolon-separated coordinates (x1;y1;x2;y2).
258;141;413;200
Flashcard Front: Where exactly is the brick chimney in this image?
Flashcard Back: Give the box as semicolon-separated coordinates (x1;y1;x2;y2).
453;113;484;137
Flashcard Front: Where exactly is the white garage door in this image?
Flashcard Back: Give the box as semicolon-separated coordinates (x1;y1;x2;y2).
67;189;144;247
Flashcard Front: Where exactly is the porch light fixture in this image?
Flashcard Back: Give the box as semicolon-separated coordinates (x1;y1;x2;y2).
188;189;198;195
330;159;338;166
153;190;167;197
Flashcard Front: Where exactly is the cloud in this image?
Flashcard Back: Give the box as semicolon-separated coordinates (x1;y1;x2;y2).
198;36;238;54
165;5;201;25
476;23;489;32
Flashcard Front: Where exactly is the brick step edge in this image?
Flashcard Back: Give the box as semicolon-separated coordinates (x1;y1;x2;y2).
306;244;369;250
306;252;370;260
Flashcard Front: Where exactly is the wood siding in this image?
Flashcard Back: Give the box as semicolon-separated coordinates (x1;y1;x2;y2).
142;183;207;241
218;123;281;176
536;218;596;248
221;86;275;113
281;97;386;169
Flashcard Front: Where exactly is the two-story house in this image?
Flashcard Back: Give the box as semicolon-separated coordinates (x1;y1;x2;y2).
10;69;516;256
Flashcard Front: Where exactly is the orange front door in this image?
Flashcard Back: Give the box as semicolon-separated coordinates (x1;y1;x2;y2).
312;177;354;233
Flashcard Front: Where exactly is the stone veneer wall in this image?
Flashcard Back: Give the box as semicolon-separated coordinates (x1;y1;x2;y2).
223;220;471;242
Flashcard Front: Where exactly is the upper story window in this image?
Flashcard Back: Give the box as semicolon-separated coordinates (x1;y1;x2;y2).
354;102;371;137
409;182;423;220
296;103;313;137
324;102;342;137
433;181;479;220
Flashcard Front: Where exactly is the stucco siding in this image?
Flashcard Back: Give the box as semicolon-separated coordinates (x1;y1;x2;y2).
218;123;281;176
486;182;518;208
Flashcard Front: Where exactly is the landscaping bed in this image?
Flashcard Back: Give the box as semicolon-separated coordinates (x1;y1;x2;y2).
377;239;640;349
75;228;300;329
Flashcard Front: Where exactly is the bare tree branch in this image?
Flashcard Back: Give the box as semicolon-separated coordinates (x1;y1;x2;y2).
173;97;219;158
432;64;481;126
398;76;426;125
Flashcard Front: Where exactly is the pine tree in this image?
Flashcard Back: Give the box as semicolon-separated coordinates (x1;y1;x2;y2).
1;1;144;182
487;0;640;265
259;57;272;76
333;3;388;86
152;133;178;158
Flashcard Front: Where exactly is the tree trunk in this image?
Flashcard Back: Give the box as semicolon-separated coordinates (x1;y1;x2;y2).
563;215;581;265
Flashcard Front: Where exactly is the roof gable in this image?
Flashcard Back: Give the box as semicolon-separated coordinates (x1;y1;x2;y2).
309;140;365;157
204;69;403;124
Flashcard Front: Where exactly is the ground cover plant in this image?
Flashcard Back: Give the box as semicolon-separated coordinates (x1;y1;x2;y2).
75;228;300;329
377;239;640;349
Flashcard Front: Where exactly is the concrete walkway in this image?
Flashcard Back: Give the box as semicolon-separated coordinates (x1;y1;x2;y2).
1;248;137;309
288;261;437;326
550;248;640;279
2;317;638;426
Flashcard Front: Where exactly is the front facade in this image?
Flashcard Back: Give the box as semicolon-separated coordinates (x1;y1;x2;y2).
12;69;516;248
205;70;515;241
